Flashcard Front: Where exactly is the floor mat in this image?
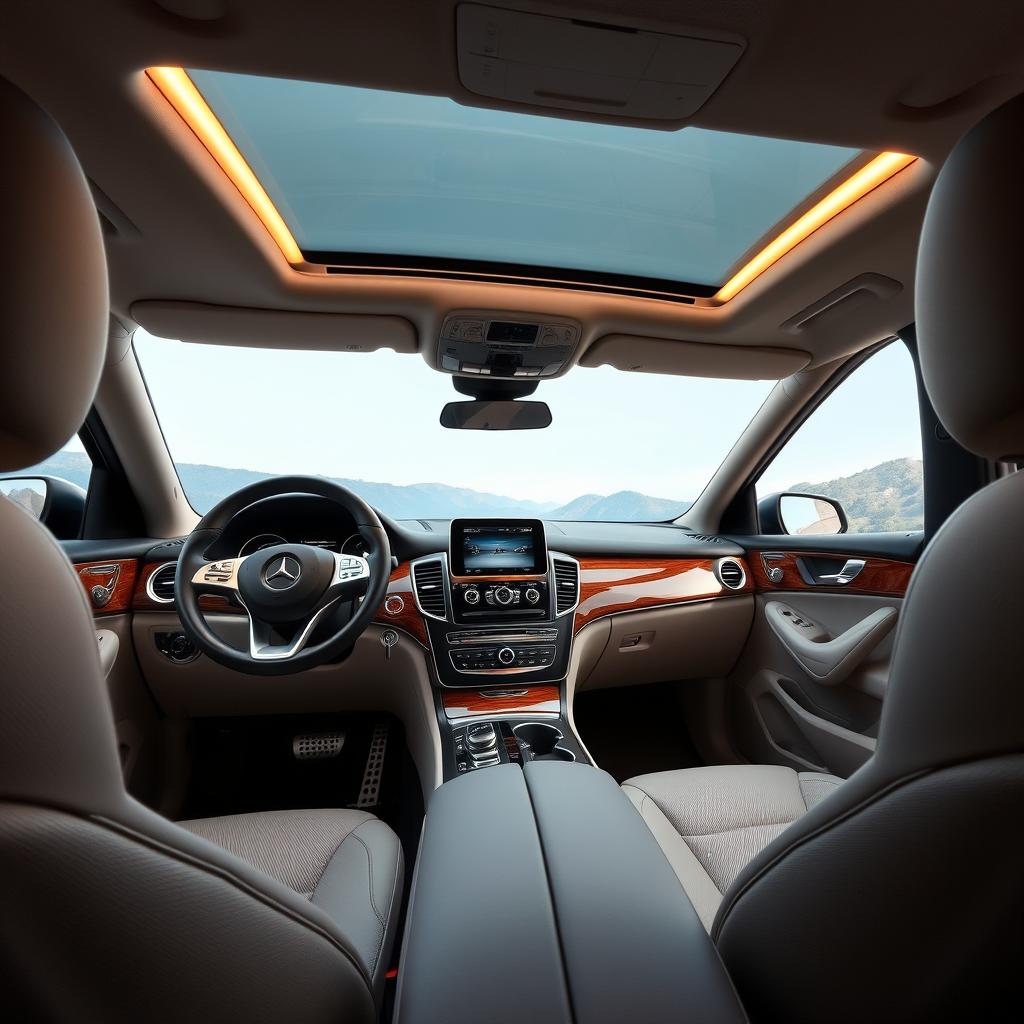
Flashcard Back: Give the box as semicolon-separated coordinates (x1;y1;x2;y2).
573;682;702;783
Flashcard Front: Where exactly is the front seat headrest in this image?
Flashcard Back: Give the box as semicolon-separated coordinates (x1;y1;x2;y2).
0;76;108;472
916;92;1024;462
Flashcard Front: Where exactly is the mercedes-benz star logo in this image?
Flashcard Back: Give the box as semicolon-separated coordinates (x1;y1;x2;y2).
264;555;301;591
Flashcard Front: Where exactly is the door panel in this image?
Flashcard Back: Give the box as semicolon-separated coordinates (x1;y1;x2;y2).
727;547;914;777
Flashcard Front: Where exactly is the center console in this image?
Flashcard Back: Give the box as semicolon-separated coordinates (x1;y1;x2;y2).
407;517;586;780
396;762;748;1024
410;518;580;689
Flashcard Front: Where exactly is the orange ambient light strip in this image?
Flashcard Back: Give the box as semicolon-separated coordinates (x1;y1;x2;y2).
145;66;303;265
714;151;917;303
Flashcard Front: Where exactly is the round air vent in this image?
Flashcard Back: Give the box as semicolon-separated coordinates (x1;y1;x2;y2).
715;558;746;590
146;562;178;604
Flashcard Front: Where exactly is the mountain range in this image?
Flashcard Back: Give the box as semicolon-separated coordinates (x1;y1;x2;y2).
14;451;923;529
16;451;690;521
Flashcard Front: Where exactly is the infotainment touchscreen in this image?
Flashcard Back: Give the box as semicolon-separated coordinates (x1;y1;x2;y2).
450;519;546;576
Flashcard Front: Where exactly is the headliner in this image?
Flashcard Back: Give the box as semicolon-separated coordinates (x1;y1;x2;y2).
3;0;1023;373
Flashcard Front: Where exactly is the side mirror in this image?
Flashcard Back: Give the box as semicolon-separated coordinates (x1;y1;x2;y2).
759;491;848;536
0;475;86;538
440;400;552;430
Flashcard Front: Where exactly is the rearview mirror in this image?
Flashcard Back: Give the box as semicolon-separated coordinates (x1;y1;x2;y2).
440;400;552;430
759;491;848;536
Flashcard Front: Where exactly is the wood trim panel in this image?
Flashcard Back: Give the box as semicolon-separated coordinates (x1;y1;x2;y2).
75;559;139;615
573;557;752;634
373;562;429;647
442;685;560;718
749;550;914;597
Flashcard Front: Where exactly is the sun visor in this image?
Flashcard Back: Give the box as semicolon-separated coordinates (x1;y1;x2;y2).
580;335;810;380
130;301;418;353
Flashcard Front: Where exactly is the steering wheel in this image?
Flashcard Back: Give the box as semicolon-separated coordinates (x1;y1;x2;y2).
175;477;392;675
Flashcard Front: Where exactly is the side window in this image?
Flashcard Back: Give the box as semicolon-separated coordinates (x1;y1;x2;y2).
757;341;923;534
0;436;91;534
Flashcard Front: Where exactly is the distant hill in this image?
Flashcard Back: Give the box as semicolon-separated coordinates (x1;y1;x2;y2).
549;490;687;521
15;451;922;530
789;457;923;533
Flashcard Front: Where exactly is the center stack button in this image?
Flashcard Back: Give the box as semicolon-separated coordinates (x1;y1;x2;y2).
497;646;516;666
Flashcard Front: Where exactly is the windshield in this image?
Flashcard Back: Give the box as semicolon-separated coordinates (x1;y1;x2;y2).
133;330;774;521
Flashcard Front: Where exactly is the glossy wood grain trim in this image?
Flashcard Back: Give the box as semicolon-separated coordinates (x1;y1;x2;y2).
749;550;914;597
373;562;429;647
133;561;247;614
573;557;752;634
75;559;139;616
442;685;560;719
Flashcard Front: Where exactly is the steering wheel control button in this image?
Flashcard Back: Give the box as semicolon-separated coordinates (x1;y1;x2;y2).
201;560;235;584
263;555;302;590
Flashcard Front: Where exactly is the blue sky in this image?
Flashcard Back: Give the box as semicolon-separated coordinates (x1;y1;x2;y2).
129;331;921;507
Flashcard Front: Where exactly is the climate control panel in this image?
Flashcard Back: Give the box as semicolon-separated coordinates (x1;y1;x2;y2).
451;579;549;620
446;626;559;675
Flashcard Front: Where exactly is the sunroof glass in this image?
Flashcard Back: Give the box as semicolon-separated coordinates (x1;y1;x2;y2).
188;69;862;290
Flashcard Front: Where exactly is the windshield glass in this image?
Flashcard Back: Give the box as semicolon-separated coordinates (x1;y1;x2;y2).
133;330;774;520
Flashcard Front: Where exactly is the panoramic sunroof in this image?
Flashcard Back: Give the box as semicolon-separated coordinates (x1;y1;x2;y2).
184;69;865;295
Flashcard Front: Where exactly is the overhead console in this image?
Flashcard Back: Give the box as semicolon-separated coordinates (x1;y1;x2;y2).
410;517;579;687
437;309;581;379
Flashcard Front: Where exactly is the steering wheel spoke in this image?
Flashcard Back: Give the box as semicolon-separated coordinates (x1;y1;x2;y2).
244;598;342;661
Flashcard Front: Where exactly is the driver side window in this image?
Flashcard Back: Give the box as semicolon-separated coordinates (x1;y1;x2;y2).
757;341;924;534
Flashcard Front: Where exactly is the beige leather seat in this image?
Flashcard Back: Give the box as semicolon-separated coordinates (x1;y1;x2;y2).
0;77;401;1021
624;93;1024;1022
622;764;841;930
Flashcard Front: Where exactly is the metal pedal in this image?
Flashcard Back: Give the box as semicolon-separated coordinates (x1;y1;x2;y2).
355;723;389;808
292;732;345;760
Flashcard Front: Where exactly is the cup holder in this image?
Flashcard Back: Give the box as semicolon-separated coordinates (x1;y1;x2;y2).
534;746;576;763
513;722;563;757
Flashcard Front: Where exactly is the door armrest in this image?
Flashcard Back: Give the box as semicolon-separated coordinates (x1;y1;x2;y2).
765;600;897;686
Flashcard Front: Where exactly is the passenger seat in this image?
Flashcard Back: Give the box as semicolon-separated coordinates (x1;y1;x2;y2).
622;764;841;930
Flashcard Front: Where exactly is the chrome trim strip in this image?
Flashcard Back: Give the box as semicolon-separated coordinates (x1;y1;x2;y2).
715;556;748;591
144;561;178;605
410;553;450;621
549;551;581;618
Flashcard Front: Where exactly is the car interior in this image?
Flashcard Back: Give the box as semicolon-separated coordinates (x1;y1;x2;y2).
2;2;1023;1021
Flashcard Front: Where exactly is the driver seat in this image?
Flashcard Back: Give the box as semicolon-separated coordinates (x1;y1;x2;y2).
0;77;401;1021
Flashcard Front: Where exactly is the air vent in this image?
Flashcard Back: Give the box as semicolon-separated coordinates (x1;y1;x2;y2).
552;556;580;616
411;558;448;619
146;562;177;604
716;558;746;591
688;533;725;544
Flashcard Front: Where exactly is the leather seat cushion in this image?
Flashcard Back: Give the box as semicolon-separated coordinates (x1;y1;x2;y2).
622;765;840;931
180;808;403;989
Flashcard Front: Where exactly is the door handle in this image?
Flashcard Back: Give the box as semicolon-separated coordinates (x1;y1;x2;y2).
816;559;865;585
